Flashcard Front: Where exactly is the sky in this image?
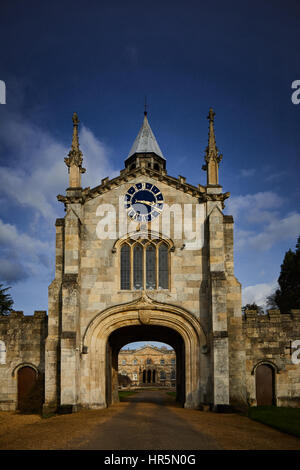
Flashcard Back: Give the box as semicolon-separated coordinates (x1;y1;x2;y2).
0;1;300;346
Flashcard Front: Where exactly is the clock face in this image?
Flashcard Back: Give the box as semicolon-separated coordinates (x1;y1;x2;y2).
124;182;164;222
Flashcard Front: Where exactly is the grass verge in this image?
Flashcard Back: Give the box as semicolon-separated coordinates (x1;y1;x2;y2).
248;406;300;438
118;390;137;400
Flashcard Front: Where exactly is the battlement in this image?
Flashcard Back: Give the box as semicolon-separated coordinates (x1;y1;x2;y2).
243;309;300;323
0;310;47;321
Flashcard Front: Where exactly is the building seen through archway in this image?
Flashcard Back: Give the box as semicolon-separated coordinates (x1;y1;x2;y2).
118;343;176;389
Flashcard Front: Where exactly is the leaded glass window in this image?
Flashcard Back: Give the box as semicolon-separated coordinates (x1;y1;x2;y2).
120;239;170;290
133;244;143;290
146;244;156;289
159;243;168;289
121;244;130;290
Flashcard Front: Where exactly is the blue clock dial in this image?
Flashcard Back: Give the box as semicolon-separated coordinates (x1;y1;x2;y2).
124;183;164;222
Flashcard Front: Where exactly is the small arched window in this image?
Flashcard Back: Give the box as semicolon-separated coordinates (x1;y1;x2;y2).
120;238;170;290
0;340;6;364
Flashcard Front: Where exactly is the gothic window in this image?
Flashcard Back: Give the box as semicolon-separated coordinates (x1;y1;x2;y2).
120;239;170;290
146;244;156;289
160;371;166;380
121;244;130;290
171;370;176;380
146;358;151;365
122;359;126;365
159;243;168;289
0;340;6;364
133;244;143;290
133;359;138;365
160;359;165;365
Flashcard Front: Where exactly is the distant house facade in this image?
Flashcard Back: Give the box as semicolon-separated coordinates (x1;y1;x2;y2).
118;345;176;387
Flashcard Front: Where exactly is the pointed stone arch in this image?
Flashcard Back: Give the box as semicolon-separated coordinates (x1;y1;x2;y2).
81;293;207;409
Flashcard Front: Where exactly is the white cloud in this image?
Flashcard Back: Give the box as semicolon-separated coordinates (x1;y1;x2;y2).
0;218;52;283
0;115;117;220
0;112;118;287
240;168;256;177
226;191;284;220
0;219;50;262
235;211;300;252
0;258;28;283
242;280;278;309
227;191;300;252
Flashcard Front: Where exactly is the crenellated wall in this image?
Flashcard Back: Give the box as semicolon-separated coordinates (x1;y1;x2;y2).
0;310;47;410
243;309;300;407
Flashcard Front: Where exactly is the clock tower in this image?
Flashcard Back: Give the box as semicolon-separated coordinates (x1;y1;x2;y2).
43;107;245;415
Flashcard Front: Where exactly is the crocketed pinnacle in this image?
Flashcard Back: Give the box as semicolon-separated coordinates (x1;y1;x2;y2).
202;108;223;186
205;108;222;163
64;112;86;174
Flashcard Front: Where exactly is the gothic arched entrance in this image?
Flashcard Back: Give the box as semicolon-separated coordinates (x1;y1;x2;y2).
255;364;275;406
81;295;208;410
17;366;40;412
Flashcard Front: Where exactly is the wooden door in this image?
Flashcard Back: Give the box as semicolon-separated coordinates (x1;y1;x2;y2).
17;367;38;412
256;364;275;406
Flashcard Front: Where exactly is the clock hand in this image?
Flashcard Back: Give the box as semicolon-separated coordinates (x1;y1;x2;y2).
134;201;163;213
134;200;158;207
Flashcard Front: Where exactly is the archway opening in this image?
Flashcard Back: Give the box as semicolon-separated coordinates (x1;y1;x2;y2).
106;325;185;407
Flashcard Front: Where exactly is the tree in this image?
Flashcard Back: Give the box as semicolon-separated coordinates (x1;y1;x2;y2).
273;236;300;313
242;303;264;315
266;292;279;309
0;284;14;315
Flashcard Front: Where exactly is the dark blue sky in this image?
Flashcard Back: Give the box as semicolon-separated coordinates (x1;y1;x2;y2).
0;0;299;316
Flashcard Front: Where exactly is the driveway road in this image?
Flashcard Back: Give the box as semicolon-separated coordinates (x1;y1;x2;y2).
71;390;221;450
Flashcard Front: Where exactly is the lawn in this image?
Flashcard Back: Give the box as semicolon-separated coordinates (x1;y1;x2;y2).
248;406;300;438
118;390;137;400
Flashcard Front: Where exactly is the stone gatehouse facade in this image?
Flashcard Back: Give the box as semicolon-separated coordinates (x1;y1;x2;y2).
118;345;176;387
0;108;299;413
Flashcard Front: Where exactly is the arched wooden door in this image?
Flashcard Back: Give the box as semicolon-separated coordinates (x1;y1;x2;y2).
256;364;275;406
17;366;39;412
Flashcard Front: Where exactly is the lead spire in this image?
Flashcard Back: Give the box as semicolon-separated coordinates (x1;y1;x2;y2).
64;112;86;188
202;107;222;185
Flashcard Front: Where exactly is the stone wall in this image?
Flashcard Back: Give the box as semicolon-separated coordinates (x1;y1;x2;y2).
243;309;300;407
0;311;47;411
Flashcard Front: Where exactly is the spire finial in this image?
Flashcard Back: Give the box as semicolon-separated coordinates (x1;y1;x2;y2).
64;112;86;188
71;112;80;151
202;107;223;185
144;96;148;116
